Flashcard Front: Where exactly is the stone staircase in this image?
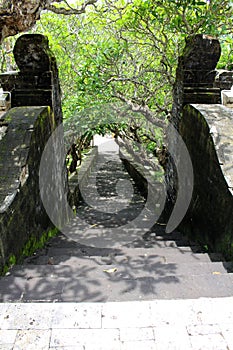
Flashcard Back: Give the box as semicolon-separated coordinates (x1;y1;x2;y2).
0;227;233;302
0;140;233;302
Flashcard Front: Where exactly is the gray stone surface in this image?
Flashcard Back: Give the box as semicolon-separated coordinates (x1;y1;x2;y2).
168;34;222;223
9;260;231;279
63;146;164;248
180;104;233;258
215;70;233;90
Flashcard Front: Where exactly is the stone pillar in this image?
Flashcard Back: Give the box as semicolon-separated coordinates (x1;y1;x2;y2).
0;34;62;125
171;34;221;128
164;34;221;226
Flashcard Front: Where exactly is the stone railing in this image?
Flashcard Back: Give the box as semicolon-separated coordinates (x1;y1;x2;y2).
0;34;67;272
179;104;233;258
0;106;56;272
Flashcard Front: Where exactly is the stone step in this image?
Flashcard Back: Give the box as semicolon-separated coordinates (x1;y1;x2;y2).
9;261;233;280
24;247;212;265
1;270;233;302
43;233;222;262
145;233;191;242
45;244;206;257
142;227;198;243
45;233;194;249
46;236;186;250
44;226;195;247
123;239;205;252
47;243;191;253
123;239;201;250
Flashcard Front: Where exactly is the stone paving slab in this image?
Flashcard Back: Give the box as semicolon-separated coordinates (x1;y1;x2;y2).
0;298;233;349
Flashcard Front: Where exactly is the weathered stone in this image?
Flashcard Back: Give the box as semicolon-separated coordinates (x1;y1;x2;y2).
172;34;221;127
166;35;222;223
0;105;70;273
0;34;62;125
215;70;233;91
0;107;53;271
183;87;220;105
179;104;233;259
0;34;69;272
182;34;221;72
13;34;55;73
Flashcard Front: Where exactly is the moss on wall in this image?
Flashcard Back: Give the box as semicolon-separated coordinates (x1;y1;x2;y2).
0;107;65;273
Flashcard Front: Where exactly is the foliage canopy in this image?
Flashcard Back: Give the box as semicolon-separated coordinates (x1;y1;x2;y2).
1;1;233;154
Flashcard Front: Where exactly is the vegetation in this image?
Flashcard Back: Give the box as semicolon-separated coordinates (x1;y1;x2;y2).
1;227;59;275
1;1;233;169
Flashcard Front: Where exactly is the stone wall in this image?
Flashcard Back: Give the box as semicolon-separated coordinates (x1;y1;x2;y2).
68;147;98;208
179;104;233;258
0;106;56;272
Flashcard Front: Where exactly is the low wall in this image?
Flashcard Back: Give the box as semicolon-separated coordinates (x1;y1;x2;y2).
68;146;98;207
180;104;233;258
119;145;166;223
0;106;56;272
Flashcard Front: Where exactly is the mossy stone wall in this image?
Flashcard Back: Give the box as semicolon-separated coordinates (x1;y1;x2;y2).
180;104;233;258
0;107;56;273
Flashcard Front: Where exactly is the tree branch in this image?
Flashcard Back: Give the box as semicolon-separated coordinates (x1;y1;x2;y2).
0;0;98;42
113;90;166;129
45;0;97;15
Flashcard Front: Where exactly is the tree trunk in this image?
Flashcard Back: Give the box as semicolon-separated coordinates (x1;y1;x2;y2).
0;0;97;42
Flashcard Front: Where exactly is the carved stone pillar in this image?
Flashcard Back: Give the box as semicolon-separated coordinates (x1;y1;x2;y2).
0;34;62;125
165;34;221;226
171;34;221;128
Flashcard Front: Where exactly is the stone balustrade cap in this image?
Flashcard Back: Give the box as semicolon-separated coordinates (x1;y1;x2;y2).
13;34;56;73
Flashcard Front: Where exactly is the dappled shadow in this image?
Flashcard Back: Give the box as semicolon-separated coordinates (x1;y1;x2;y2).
1;138;232;302
0;225;222;302
76;158;146;228
63;152;164;247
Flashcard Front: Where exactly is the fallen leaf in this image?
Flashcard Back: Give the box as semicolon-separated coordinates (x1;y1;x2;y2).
48;258;54;265
103;268;117;274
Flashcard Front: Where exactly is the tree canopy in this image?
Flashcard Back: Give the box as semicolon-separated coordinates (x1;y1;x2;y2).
1;0;233;156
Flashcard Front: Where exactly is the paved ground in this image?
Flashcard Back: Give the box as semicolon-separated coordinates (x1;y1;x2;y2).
0;298;233;349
